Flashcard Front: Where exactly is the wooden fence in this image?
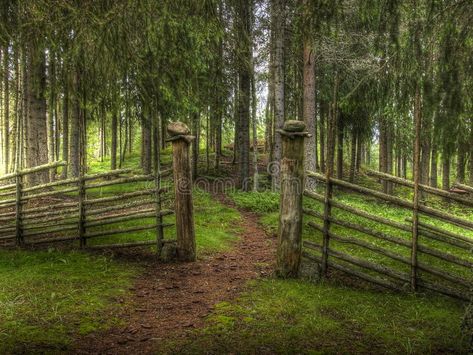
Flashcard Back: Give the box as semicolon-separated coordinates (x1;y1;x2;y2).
0;122;197;260
0;161;174;252
302;170;473;302
275;120;472;302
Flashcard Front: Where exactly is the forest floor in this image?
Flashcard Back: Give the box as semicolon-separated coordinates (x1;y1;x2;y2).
0;154;470;353
73;183;276;354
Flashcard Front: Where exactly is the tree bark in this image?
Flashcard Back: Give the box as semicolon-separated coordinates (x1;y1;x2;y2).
61;77;69;179
336;116;343;180
456;143;466;183
469;118;473;186
302;22;317;180
25;46;49;184
271;0;285;189
141;112;152;175
69;70;81;178
111;108;118;171
349;132;356;182
319;102;325;173
236;0;251;191
442;153;450;191
3;46;9;174
430;143;438;188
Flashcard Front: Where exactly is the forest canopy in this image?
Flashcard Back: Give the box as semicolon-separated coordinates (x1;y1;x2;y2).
0;0;471;190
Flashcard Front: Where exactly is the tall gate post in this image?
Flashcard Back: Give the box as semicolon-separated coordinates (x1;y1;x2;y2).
276;120;309;277
167;122;196;262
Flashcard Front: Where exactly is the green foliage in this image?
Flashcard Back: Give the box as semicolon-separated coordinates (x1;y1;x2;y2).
228;191;280;213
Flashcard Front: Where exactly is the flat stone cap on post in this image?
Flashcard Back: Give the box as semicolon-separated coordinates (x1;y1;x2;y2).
283;120;306;132
276;120;310;138
166;122;194;143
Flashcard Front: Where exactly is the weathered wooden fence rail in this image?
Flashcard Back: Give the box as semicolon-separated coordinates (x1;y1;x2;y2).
0;121;197;261
302;171;473;301
275;121;472;302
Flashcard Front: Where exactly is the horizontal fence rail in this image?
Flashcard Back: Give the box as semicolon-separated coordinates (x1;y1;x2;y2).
0;161;175;253
302;169;473;302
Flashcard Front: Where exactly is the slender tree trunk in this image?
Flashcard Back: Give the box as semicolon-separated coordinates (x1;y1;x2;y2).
356;132;362;173
271;0;285;189
430;143;438;188
192;111;200;178
69;70;81;178
302;19;316;179
11;48;19;171
469;118;473;186
61;80;69;179
141;112;152;175
420;116;431;186
336;116;343;179
349;131;356;182
442;153;450;191
319;102;325;173
48;55;56;180
251;62;258;191
456;144;466;183
25;46;49;184
236;0;251;191
111;108;118;170
3;46;9;174
386;125;394;194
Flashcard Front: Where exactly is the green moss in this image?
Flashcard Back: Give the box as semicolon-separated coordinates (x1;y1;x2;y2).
0;249;137;352
161;279;468;354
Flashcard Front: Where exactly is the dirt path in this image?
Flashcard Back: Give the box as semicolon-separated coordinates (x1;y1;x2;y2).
73;190;276;354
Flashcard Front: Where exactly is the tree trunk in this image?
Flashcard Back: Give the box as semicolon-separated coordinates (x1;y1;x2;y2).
235;0;251;191
192;111;200;179
356;133;362;173
336;116;343;179
349;132;356;182
61;79;69;179
420;116;431;186
456;143;466;183
319;102;325;173
251;61;258;191
469;118;473;186
48;55;56;180
25;46;49;184
141;113;152;175
430;143;438;188
69;70;81;178
442;153;450;191
3;46;9;174
271;0;285;189
111;108;118;171
302;23;317;179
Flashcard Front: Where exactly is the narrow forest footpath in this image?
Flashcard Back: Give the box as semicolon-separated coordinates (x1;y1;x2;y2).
74;188;276;354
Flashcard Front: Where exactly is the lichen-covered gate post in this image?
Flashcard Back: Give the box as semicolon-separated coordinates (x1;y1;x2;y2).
167;122;196;262
276;120;309;277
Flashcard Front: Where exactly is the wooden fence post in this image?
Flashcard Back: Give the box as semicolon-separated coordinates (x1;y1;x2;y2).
167;122;196;262
276;120;309;277
15;172;23;246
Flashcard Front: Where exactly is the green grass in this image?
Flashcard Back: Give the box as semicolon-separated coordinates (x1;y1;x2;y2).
0;249;137;353
159;278;469;354
86;188;241;256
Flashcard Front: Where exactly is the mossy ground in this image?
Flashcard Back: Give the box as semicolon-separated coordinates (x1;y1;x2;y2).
160;278;468;354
